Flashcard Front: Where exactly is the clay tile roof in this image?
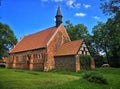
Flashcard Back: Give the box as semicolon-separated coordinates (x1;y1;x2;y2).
10;26;57;53
55;39;83;56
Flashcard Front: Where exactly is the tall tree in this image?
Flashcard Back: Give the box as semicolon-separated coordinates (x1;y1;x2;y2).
92;22;110;63
100;0;120;67
0;23;17;58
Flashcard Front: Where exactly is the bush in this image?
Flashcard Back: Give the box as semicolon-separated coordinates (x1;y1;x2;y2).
79;55;91;70
83;72;108;84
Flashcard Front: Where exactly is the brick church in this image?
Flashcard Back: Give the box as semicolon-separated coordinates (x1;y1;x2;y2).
6;6;95;72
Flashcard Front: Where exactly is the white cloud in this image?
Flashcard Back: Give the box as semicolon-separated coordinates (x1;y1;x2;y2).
41;0;81;8
93;16;100;20
66;0;74;8
75;13;86;17
74;3;81;8
66;0;81;8
83;4;91;8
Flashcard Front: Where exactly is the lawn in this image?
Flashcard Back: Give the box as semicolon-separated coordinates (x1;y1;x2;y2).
0;68;120;89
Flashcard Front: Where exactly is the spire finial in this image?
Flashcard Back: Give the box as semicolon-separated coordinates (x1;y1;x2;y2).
55;6;62;27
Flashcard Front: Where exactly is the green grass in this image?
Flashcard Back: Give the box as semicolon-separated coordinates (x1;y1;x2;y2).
0;68;120;89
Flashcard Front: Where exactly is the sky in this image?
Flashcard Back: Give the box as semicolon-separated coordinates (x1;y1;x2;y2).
0;0;108;41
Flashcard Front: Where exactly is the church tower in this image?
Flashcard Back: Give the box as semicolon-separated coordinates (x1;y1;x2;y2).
55;6;62;27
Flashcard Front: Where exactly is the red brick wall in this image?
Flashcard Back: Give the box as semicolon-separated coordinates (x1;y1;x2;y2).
46;25;70;71
75;55;80;72
6;48;46;71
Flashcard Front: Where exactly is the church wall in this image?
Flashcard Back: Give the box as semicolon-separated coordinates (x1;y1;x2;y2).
54;54;81;72
54;54;95;72
46;25;70;71
54;55;76;71
6;48;46;71
6;55;14;68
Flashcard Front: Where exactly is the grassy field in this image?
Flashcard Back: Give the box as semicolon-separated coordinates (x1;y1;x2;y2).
0;68;120;89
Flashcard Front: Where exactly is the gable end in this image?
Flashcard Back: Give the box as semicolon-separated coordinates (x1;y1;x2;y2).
46;24;70;46
77;41;91;55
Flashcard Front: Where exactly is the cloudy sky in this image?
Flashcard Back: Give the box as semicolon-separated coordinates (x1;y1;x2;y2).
0;0;108;40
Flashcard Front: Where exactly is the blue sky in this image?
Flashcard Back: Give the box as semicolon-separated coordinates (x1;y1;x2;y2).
0;0;108;41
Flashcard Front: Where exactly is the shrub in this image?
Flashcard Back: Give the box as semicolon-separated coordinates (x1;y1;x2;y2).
83;72;108;84
79;55;91;70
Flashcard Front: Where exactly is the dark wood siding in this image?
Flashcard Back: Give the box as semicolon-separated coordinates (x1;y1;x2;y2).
54;55;76;71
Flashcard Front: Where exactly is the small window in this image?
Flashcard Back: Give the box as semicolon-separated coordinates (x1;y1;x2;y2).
38;54;42;59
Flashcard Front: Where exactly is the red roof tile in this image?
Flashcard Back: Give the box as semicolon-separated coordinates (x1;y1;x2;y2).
55;39;83;56
10;26;57;53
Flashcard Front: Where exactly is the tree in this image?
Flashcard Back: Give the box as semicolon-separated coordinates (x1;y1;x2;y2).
0;23;17;58
92;22;110;64
65;20;88;41
105;18;120;67
100;0;120;67
100;0;120;16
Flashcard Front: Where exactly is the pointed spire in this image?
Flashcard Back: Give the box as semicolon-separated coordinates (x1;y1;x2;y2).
56;6;62;16
55;6;62;27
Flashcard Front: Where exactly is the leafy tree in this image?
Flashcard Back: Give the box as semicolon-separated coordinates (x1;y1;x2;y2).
0;23;17;58
105;18;120;67
100;0;120;16
100;0;120;67
92;22;110;64
65;20;88;41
